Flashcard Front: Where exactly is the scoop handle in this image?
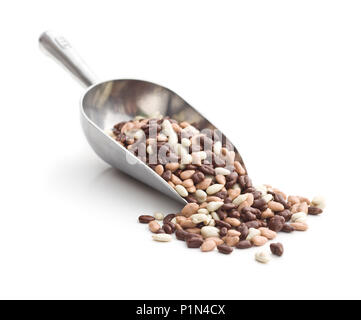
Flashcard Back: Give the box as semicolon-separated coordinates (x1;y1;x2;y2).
39;31;98;87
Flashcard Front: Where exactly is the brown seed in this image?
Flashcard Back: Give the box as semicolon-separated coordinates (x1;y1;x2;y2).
227;230;241;237
207;237;224;245
217;244;233;254
225;236;240;247
181;203;199;217
268;215;285;232
219;227;228;237
268;201;284;212
270;243;284;256
149;220;161;233
165;162;180;172
175;229;189;241
237;224;249;240
224;217;241;227
290;222;308;231
162;170;172;181
182;178;194;188
236;240;253;249
261;208;274;219
251;235;268;246
201;239;217;252
185;227;202;234
163;213;176;225
180;170;195;180
281;224;294;233
196;178;213;190
215;175;226;185
308;206;323;215
171;174;183;185
186;237;203;248
259;227;277;240
138;215;155;223
154;164;164;176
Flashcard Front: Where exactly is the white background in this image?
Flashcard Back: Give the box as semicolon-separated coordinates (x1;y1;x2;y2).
0;0;360;300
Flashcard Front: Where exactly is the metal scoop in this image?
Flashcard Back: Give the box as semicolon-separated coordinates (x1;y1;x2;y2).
39;31;246;204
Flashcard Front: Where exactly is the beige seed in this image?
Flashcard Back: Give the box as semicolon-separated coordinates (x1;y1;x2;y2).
299;196;311;205
187;186;196;193
288;195;300;206
181;203;199;217
206;196;223;203
224;217;241;227
259;227;277;240
196;178;213;190
152;234;172;242
186;227;202;234
171;174;183;185
154;164;164;176
246;193;254;206
175;185;188;197
290;222;308;231
180;170;195;180
268;201;284;212
206;184;224;195
154;212;164;220
168;181;175;188
165;162;180;172
171;123;181;133
149;220;161;233
201;240;217;252
199;202;208;209
179;219;197;228
251;235;268;246
176;216;187;224
298;202;309;214
180;121;190;128
215;175;226;185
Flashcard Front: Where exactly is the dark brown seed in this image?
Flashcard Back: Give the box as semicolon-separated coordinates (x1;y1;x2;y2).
138;215;155;224
308;206;323;215
245;220;261;229
252;191;262;200
273;193;290;209
219;227;228;237
156;229;165;234
276;209;292;221
216;209;228;220
163;213;176;225
238;175;252;190
215;220;232;229
268;215;285;232
162;170;172;181
281;224;294;233
192;171;205;184
236;240;253;249
270;243;284;256
163;222;176;234
236;224;249;240
185;195;197;203
214;191;228;200
199;165;215;176
185;233;202;241
175;229;189;241
222;203;236;211
252;198;267;209
228;210;240;219
186;237;203;248
217;244;233;254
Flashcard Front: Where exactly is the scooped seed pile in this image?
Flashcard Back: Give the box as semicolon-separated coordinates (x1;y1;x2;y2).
109;116;325;263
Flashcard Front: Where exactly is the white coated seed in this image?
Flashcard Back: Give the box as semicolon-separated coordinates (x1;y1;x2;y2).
291;212;307;222
154;212;164;220
255;185;268;196
201;226;220;238
295;217;307;223
232;194;248;206
246;228;261;241
206;184;224;195
175;185;188;197
152;234;172;242
181;138;191;147
215;167;231;176
311;196;326;209
195;189;207;202
255;251;271;264
191;214;209;224
197;208;209;214
134;130;145;140
232;183;241;190
211;211;220;221
207;201;224;212
262;194;273;203
207;219;216;227
146;145;154;155
181;154;193;165
213;141;222;155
